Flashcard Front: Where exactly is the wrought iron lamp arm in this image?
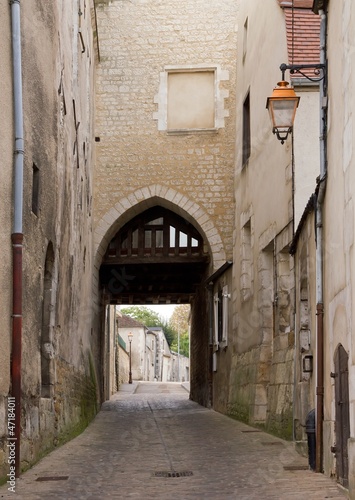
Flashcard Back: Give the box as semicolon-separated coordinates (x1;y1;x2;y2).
280;63;326;82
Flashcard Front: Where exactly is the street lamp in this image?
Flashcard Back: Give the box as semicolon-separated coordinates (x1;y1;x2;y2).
266;80;299;144
128;331;133;384
266;63;326;144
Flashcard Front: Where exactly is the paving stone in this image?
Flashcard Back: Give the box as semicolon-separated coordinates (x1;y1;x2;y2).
0;382;348;499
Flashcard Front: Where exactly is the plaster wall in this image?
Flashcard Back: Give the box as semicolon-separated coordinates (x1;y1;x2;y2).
293;88;320;227
0;0;99;478
293;212;317;453
323;0;355;491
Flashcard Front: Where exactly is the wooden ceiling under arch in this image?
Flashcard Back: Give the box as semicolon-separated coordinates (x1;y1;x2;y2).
99;206;210;304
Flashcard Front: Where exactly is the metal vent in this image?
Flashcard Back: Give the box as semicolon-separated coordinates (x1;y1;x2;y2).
36;476;69;482
153;471;193;478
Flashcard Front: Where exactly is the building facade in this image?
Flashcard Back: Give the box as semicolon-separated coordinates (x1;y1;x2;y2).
0;0;100;478
1;0;355;495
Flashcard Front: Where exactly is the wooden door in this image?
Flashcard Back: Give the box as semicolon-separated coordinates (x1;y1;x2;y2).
334;344;350;488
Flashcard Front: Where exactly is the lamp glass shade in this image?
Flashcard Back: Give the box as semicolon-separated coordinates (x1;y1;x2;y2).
266;81;300;131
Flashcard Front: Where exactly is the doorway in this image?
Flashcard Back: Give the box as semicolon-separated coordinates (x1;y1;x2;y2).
333;344;350;488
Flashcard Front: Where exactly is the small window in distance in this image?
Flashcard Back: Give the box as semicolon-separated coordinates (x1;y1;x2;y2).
145;230;152;248
179;231;188;247
156;230;163;248
170;226;176;246
146;217;164;225
132;229;138;249
32;164;40;215
242;92;251;166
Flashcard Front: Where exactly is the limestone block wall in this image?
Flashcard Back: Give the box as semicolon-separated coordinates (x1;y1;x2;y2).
93;0;237;266
225;0;296;439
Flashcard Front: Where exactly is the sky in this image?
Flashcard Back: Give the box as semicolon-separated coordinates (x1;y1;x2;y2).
142;304;176;321
118;304;177;321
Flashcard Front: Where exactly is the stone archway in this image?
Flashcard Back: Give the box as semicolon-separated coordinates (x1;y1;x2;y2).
92;187;227;407
93;185;226;276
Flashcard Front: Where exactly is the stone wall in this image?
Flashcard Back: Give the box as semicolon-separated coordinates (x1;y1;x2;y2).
117;346;130;387
93;0;237;265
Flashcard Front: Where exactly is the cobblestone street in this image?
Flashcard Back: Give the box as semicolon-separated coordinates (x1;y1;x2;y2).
0;383;348;499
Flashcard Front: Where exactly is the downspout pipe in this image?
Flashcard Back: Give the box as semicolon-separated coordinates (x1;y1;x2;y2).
315;7;327;474
10;0;24;478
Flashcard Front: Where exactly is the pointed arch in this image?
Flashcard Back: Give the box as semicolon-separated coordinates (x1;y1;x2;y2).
93;185;226;273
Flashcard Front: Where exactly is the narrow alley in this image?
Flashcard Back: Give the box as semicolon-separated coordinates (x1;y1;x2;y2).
0;383;347;499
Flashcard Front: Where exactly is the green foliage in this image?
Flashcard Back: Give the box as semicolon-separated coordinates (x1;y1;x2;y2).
121;306;161;326
169;305;190;357
170;331;190;357
120;306;177;347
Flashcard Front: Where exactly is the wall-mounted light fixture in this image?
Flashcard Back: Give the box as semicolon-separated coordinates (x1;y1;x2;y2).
266;63;326;144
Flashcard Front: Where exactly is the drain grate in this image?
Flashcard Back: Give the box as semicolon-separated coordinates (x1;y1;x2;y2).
153;471;193;478
241;430;262;433
36;476;69;482
283;465;309;471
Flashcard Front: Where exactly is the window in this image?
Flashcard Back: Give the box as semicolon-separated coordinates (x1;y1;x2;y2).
242;92;251;165
32;164;40;215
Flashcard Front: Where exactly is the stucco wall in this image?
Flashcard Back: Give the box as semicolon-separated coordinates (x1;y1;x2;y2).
0;0;99;479
323;0;355;491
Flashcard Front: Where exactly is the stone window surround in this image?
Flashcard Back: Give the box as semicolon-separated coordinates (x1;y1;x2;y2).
153;64;230;133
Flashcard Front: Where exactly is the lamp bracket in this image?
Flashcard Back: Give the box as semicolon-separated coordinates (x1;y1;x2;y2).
280;63;326;83
273;127;292;145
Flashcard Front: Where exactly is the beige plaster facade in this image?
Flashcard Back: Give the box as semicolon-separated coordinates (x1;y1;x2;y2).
0;0;99;478
322;0;355;494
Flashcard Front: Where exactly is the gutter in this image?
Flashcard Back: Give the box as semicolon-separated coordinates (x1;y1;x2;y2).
10;0;24;478
315;7;327;473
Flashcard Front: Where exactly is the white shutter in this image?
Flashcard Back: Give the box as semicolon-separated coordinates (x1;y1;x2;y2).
222;285;229;344
213;292;219;349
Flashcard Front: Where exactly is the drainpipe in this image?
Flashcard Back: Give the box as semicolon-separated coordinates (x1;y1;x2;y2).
315;8;327;474
10;0;24;478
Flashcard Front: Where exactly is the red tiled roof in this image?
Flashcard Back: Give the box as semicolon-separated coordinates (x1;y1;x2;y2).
278;1;321;80
117;315;144;328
